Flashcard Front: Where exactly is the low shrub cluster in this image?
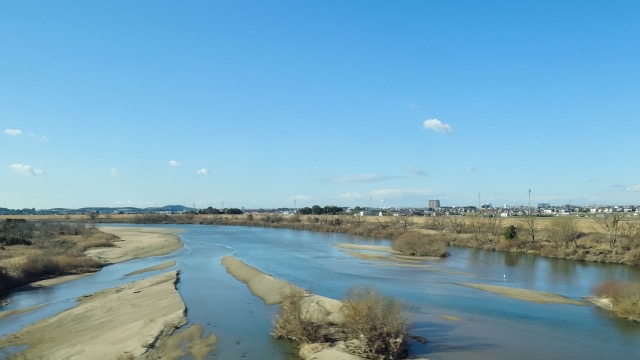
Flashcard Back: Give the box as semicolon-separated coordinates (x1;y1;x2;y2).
272;290;329;344
342;287;409;359
392;232;449;257
592;280;640;322
0;220;115;293
273;287;409;360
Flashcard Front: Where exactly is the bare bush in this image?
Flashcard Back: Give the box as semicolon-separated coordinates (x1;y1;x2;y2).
593;280;640;321
272;290;329;344
392;232;449;257
342;287;409;360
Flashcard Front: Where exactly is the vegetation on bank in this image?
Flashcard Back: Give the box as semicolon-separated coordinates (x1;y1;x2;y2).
592;280;640;322
273;287;409;360
85;211;640;265
0;219;116;293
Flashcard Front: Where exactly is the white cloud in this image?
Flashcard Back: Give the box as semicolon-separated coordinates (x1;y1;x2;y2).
29;133;48;142
627;184;640;192
196;168;209;175
4;129;22;136
339;192;366;201
169;160;182;167
322;174;403;184
423;118;453;133
110;168;120;176
405;166;427;176
369;189;431;200
10;163;44;176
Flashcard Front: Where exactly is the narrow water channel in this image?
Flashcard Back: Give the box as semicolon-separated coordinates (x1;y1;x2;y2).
1;224;639;359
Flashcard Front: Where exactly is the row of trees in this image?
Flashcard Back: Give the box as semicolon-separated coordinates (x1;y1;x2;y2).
197;207;243;215
296;205;344;215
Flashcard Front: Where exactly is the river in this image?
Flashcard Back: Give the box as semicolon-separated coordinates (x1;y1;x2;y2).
1;224;639;359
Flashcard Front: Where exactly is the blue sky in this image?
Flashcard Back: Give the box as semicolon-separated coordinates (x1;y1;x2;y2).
2;1;639;209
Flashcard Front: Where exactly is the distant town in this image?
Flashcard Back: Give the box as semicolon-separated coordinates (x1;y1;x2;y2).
1;201;639;217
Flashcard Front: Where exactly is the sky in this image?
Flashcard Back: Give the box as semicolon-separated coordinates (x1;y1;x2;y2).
2;1;640;210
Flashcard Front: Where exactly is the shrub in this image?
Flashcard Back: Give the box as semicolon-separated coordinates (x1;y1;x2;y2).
272;290;329;344
273;287;410;359
623;248;640;265
342;287;409;360
503;225;517;241
392;232;449;257
593;280;624;299
592;280;640;321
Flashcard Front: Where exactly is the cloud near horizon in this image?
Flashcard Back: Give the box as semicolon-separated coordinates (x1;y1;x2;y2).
4;129;22;136
423;119;453;133
340;189;431;201
627;183;640;192
169;160;182;167
321;174;404;184
405;166;427;176
10;163;44;176
196;168;209;175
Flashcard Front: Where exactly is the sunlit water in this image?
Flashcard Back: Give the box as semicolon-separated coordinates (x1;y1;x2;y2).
1;224;639;359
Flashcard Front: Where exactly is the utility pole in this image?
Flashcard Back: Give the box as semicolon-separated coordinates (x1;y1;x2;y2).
528;189;532;215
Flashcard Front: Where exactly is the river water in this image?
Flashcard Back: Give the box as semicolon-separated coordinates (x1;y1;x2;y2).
1;224;639;359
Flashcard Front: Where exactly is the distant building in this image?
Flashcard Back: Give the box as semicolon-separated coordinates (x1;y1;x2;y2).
428;200;440;209
538;203;550;209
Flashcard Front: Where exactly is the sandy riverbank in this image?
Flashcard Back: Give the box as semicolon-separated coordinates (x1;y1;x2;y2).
0;271;189;359
91;226;184;264
0;226;217;360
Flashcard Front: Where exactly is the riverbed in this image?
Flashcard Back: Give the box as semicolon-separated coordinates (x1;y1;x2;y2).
1;224;639;359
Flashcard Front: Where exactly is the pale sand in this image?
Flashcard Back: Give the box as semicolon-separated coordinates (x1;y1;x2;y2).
1;227;216;360
0;304;48;320
460;283;587;305
90;226;184;264
336;243;441;263
0;271;190;359
125;260;177;277
221;256;356;359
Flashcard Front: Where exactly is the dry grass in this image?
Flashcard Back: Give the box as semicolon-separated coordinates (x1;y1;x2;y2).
272;290;331;344
273;287;409;359
342;287;409;360
592;280;640;322
0;221;115;292
392;232;449;257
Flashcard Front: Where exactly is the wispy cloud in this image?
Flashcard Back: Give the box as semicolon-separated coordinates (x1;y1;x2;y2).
405;166;427;176
321;174;403;184
465;166;477;172
10;163;44;176
29;133;48;142
369;189;431;199
169;160;182;167
627;183;640;192
4;129;22;136
423;119;453;133
339;192;366;201
110;168;120;177
196;168;209;175
340;189;431;202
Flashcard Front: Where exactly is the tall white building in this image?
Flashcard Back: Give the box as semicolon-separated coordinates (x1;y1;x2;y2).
428;199;440;209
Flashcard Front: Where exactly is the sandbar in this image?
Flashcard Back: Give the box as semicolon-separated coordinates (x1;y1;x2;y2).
125;260;177;277
90;226;184;264
460;283;587;305
0;271;188;359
